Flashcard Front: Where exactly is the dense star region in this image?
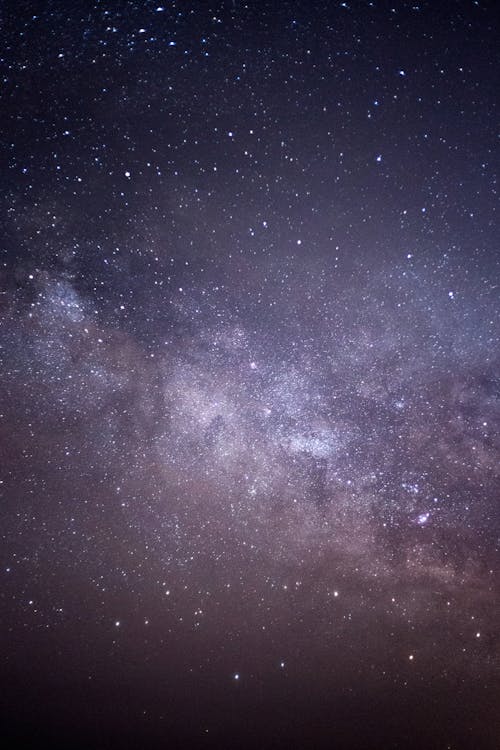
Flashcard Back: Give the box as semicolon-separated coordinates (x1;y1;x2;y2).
1;2;499;748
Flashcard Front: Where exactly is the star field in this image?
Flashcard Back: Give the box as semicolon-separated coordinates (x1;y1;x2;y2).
1;2;499;749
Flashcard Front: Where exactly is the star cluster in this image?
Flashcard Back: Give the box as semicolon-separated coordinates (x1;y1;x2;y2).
1;2;499;748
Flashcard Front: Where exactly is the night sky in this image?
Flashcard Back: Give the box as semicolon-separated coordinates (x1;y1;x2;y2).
1;2;499;748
